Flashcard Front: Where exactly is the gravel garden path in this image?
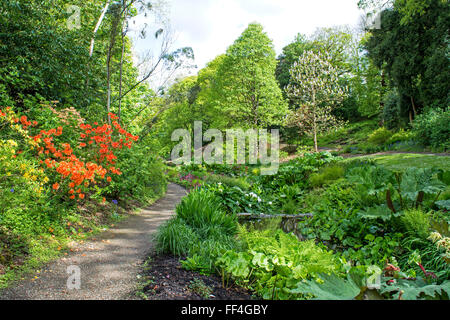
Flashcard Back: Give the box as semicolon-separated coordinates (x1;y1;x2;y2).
0;183;187;300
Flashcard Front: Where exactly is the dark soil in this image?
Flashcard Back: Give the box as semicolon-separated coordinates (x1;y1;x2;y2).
138;254;255;300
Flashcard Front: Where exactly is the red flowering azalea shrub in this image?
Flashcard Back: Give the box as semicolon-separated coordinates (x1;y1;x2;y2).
1;106;138;201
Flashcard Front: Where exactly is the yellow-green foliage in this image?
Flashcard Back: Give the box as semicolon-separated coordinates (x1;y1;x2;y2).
387;129;416;144
0;140;43;180
401;209;431;239
0;139;51;231
166;166;179;180
216;227;339;300
205;174;250;190
368;127;393;145
308;165;344;188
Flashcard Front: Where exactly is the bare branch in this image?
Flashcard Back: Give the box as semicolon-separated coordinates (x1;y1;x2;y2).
89;1;111;57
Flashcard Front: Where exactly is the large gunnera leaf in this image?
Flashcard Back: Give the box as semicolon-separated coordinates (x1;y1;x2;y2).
289;273;362;300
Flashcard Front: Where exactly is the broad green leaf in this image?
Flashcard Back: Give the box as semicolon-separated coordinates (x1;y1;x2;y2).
382;279;450;300
358;205;396;221
289;273;362;300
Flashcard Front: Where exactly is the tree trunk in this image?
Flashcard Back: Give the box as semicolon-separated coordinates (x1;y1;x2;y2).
90;1;111;58
313;123;318;153
118;5;128;123
312;90;318;153
380;70;386;125
106;10;121;125
411;96;417;117
86;1;111;99
106;54;112;125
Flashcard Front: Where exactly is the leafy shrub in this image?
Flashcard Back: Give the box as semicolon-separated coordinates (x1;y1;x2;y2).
296;145;315;155
387;129;416;145
105;146;167;201
182;236;238;274
300;162;448;269
401;209;431;239
0;138;69;242
216;228;339;300
278;150;289;160
413;108;450;150
348;166;446;224
308;165;344;188
0;107;139;201
204;174;250;190
297;181;391;265
361;144;384;154
0;106;165;284
342;233;403;266
208;184;277;215
382;90;402;129
258;152;342;190
278;185;303;214
203;163;251;178
178;163;208;176
367;127;393;145
280;198;298;215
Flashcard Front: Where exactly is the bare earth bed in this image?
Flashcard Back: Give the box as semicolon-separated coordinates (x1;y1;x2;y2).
138;254;254;300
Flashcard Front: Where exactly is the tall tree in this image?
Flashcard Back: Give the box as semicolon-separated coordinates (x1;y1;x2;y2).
276;26;357;115
275;34;314;93
349;33;385;118
286;51;347;152
0;0;109;112
365;0;449;123
211;23;287;128
106;2;123;125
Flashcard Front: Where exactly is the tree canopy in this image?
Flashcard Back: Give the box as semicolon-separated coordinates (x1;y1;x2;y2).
209;23;288;128
365;0;449;120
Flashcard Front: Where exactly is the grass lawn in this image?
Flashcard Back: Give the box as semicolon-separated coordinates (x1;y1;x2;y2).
318;119;380;147
293;119;378;147
344;153;450;171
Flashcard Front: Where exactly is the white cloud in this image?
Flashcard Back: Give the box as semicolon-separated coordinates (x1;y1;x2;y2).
130;0;364;83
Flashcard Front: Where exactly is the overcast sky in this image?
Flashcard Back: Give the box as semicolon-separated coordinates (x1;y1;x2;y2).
129;0;365;86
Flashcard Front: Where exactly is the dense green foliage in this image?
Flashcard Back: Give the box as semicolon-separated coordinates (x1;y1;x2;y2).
286;50;347;151
365;0;449;119
412;108;450;151
0;0;170;285
156;189;239;274
210;23;288;128
151;23;289;157
1;0;448;300
217;228;339;300
166;151;449;300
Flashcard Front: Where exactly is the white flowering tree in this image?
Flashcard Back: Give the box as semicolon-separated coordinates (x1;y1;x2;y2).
286;51;347;152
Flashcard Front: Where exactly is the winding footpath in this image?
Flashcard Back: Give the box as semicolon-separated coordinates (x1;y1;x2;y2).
0;183;186;300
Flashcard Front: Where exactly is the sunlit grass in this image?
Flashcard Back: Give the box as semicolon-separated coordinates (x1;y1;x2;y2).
344;153;450;171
